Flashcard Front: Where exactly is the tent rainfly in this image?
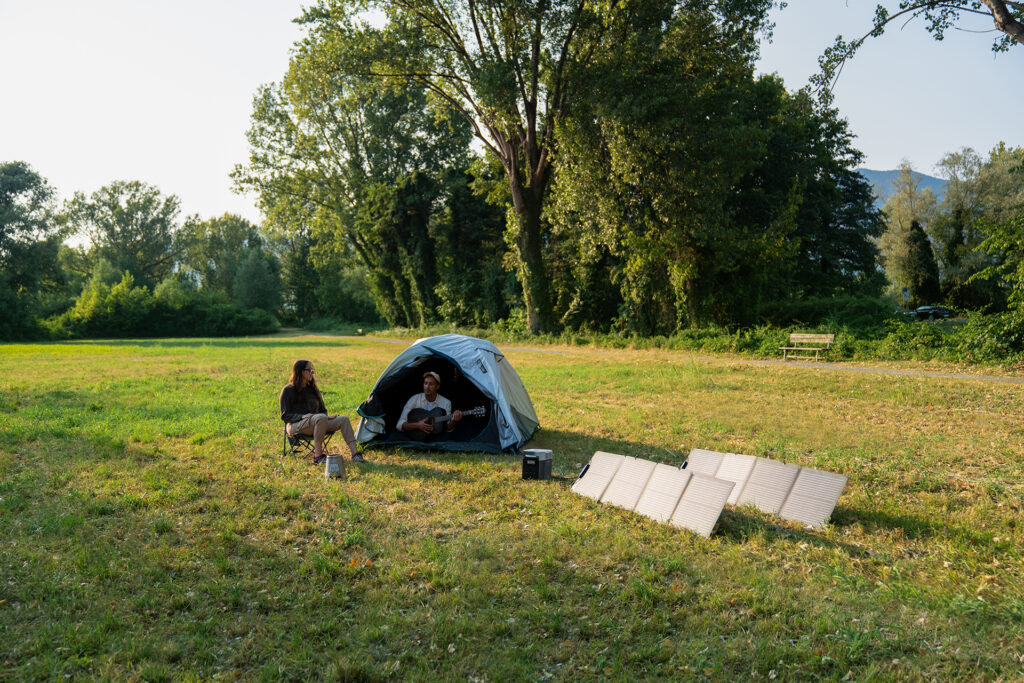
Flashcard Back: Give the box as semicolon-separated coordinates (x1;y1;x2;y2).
355;334;539;453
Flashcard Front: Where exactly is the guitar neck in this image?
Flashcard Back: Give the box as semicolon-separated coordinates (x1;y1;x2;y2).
427;406;484;425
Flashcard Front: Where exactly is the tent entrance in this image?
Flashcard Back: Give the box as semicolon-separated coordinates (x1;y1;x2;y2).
368;354;496;447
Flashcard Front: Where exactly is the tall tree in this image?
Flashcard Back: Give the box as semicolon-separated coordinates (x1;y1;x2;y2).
297;0;775;332
63;181;182;288
549;7;769;332
904;219;942;306
732;83;885;316
0;161;63;296
879;162;940;302
233;32;477;327
549;15;882;333
0;161;64;338
233;248;282;313
932;144;1024;310
177;214;270;298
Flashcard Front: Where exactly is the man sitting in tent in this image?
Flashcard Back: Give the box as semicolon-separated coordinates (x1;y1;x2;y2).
396;371;462;438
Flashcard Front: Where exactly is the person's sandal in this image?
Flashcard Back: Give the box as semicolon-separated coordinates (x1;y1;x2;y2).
350;453;366;463
313;453;326;465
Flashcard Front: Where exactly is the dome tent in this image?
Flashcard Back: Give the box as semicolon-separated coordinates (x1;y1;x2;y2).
355;334;539;453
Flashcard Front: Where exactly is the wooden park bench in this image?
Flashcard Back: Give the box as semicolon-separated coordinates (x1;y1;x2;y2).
779;333;835;362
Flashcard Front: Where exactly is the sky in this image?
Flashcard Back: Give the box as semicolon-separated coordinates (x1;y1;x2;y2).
2;1;1022;226
756;1;1024;176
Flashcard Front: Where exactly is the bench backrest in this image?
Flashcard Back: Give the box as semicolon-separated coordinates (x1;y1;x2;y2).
788;333;834;345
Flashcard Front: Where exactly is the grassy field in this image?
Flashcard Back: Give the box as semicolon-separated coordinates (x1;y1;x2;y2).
2;335;1023;680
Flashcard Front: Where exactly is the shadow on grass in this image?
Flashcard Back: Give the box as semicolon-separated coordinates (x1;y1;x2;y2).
357;459;469;483
829;505;993;547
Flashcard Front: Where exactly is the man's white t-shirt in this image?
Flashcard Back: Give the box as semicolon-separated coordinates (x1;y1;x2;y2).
396;393;453;430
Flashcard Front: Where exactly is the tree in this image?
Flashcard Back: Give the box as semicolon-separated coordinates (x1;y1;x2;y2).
904;219;943;305
236;11;534;328
974;213;1024;311
0;162;63;294
177;214;269;297
813;2;1023;94
233;248;282;313
881;162;940;234
879;162;942;303
296;0;776;332
732;83;885;317
548;17;883;334
233;32;478;327
63;181;182;288
548;8;771;332
930;144;1024;310
0;161;64;338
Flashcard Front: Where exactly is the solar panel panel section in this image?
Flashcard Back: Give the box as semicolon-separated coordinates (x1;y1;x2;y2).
683;448;726;476
778;467;849;529
570;451;626;500
669;473;735;538
571;449;848;535
634;464;692;523
735;458;801;515
714;453;757;505
600;457;657;511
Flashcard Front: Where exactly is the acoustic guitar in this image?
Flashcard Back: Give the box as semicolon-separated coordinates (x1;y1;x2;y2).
405;405;486;440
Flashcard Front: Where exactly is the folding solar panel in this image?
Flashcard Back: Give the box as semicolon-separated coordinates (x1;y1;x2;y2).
684;448;726;476
778;467;848;528
572;448;848;538
669;472;735;538
735;457;801;515
634;464;692;523
571;451;626;501
715;453;757;505
600;457;658;511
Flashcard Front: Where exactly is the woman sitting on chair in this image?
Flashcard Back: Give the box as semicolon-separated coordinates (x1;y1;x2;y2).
280;359;365;464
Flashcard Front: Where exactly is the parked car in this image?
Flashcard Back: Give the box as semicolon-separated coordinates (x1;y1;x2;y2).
905;305;953;321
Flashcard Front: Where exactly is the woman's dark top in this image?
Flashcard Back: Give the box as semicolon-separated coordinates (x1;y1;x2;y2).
279;383;327;423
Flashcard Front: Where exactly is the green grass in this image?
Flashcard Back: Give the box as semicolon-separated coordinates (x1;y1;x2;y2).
2;335;1023;679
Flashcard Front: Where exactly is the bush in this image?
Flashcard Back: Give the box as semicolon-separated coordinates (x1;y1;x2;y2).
951;311;1024;363
875;320;949;360
42;272;278;339
0;282;44;340
758;296;897;333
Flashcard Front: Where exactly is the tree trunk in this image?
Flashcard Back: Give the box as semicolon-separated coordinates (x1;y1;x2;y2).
507;175;553;334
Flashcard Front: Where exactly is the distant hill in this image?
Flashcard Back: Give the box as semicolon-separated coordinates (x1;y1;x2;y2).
856;168;947;208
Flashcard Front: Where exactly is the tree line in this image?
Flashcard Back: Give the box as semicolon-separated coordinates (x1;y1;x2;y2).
0;165;379;340
3;0;1022;344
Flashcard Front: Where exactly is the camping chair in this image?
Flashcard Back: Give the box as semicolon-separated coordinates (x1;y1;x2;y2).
282;426;334;461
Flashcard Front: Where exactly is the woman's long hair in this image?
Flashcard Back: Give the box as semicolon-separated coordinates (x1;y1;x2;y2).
289;359;310;388
289;359;325;407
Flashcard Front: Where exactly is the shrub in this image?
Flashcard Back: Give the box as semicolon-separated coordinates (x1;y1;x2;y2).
42;272;278;339
0;282;43;340
758;295;897;333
